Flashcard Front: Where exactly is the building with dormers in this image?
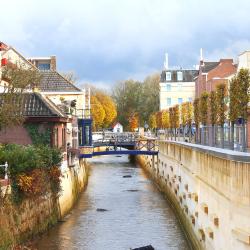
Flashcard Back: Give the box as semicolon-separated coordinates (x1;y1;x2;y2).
159;54;198;110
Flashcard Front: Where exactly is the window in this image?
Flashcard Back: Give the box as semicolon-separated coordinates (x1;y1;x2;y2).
38;63;50;70
188;97;193;102
177;71;183;81
166;72;171;81
167;98;171;105
177;83;182;91
178;98;183;104
166;84;171;91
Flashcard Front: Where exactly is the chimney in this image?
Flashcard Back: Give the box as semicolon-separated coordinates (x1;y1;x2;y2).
50;56;56;71
200;48;203;61
164;53;169;69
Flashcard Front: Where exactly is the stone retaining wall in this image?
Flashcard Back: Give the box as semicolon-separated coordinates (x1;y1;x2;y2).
137;140;250;250
0;159;88;249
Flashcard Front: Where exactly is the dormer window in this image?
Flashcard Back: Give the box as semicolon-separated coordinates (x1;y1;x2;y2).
177;71;183;81
166;72;171;81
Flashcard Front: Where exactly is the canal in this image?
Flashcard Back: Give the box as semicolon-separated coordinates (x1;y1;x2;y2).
35;155;190;250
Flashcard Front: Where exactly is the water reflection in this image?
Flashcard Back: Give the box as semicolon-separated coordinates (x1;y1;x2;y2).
35;155;190;250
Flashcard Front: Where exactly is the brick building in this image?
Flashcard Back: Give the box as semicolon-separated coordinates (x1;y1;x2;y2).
195;59;237;98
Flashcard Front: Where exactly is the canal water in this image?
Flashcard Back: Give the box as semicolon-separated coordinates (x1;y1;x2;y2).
35;155;190;250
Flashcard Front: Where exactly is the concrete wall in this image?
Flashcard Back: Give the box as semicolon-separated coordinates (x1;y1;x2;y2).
0;159;88;249
137;140;250;250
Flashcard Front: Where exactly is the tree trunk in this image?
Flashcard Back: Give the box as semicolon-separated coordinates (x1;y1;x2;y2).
230;121;234;150
211;125;214;147
174;128;177;141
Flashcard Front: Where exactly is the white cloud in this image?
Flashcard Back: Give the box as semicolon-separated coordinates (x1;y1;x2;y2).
1;0;250;84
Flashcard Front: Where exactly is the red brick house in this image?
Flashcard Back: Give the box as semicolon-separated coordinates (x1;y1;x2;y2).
195;59;237;98
0;92;69;149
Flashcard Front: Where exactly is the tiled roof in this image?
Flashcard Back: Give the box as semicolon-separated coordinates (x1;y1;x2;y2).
0;93;66;118
201;62;220;73
161;69;198;82
39;71;81;92
22;93;66;117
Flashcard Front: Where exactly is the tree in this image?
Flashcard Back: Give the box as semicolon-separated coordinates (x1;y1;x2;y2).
95;91;117;128
172;105;180;140
162;110;170;129
112;73;160;131
149;113;157;130
61;71;78;84
209;90;217;146
216;83;227;148
237;69;250;151
0;62;41;130
129;113;139;132
156;111;162;129
186;102;193;141
181;103;188;140
229;77;239;150
113;79;142;130
90;96;105;131
199;92;209;125
193;98;200;143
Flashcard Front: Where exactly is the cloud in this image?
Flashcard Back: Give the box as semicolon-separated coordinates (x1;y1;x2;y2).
1;0;250;86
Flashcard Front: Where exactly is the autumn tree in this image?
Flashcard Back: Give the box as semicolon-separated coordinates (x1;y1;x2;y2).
209;90;217;146
129;113;139;132
95;91;117;128
186;102;193;141
237;69;250;151
0;63;41;129
172;105;180;140
193;98;200;143
199;92;209;125
149;113;157;130
156;111;162;129
90;96;105;131
162;110;170;129
216;83;227;148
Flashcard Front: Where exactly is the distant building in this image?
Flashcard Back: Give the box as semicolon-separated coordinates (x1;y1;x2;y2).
195;58;236;98
159;53;198;110
112;122;123;133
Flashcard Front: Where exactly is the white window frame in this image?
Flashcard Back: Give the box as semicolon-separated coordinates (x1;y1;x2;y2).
166;72;171;81
177;71;183;81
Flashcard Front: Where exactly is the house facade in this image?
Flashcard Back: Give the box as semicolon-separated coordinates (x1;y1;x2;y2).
112;122;123;133
195;59;237;98
159;55;198;110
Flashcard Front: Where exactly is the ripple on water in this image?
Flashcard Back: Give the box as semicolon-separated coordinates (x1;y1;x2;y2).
35;155;190;250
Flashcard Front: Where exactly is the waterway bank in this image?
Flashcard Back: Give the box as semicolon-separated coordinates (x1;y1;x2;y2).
34;155;190;250
0;159;88;249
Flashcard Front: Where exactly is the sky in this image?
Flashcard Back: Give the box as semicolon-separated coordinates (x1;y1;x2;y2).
1;0;250;89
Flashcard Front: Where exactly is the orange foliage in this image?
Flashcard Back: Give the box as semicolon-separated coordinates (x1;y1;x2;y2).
129;114;139;132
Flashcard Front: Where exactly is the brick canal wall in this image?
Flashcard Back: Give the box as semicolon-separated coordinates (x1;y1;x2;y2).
137;140;250;250
0;159;88;249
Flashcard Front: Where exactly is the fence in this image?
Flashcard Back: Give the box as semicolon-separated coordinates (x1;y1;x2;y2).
157;124;246;152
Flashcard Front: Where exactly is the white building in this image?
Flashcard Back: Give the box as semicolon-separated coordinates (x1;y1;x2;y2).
112;122;123;133
159;53;198;110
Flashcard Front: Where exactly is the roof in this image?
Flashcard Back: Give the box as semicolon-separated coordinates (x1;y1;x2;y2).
0;92;67;118
112;122;122;128
39;71;81;92
160;69;198;82
200;62;220;73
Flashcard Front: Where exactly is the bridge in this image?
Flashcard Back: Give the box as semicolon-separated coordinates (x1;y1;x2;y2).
79;132;158;158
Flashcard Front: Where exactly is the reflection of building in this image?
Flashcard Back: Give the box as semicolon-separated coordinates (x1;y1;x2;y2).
160;54;198;110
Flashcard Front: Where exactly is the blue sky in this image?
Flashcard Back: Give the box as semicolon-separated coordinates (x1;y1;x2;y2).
1;0;250;88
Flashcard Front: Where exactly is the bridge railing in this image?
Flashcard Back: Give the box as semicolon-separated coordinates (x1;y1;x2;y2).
92;132;140;144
